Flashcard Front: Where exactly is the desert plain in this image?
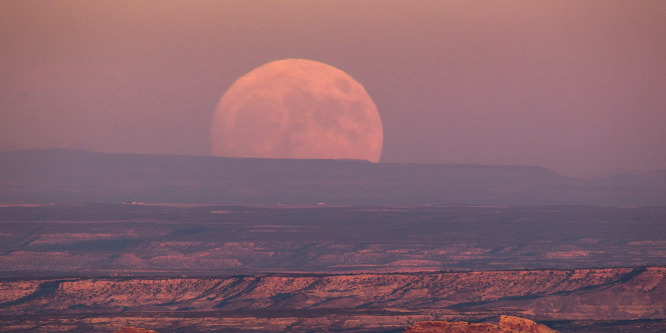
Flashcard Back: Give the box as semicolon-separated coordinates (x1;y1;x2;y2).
1;203;665;332
1;150;665;332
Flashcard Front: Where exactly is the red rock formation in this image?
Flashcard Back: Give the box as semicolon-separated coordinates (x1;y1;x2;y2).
499;316;557;333
404;316;557;333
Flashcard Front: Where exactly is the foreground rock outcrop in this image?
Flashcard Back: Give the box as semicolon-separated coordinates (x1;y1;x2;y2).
499;315;557;332
405;315;557;332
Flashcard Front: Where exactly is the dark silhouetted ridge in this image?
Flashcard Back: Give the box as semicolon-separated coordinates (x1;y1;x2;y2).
1;149;664;205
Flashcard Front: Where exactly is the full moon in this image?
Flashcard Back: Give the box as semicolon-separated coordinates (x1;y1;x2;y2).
211;59;383;162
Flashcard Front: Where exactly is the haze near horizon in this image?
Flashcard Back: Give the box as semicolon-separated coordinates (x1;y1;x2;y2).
1;1;665;177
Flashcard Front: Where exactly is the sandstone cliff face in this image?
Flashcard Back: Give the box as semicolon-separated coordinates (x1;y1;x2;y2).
405;315;557;333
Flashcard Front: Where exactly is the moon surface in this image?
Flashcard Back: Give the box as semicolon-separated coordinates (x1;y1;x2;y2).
211;59;383;162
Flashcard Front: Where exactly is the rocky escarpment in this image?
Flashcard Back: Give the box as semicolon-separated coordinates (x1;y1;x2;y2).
0;267;664;332
405;315;557;332
1;267;664;322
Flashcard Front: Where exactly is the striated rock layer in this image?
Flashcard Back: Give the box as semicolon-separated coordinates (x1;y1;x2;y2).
2;266;664;320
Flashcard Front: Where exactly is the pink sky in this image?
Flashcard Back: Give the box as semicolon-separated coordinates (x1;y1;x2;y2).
1;0;664;177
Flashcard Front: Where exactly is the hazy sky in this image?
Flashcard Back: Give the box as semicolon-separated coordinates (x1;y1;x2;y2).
1;0;664;177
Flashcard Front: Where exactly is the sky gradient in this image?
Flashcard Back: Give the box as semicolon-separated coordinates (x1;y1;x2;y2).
1;0;664;177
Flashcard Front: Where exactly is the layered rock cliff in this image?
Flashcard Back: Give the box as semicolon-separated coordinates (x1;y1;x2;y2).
1;267;664;322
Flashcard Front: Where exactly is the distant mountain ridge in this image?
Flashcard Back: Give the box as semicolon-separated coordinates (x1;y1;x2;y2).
1;149;664;205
